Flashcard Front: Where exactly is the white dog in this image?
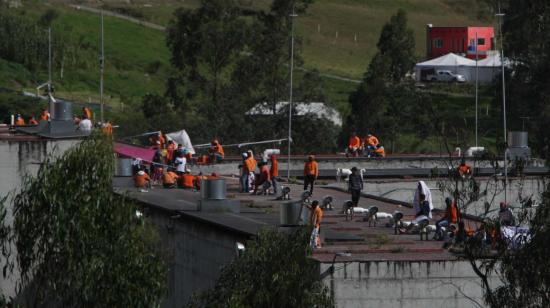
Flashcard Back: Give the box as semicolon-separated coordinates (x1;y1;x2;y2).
336;168;366;182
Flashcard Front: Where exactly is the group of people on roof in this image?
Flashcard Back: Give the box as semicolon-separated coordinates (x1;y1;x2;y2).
392;180;517;253
239;150;279;195
12;106;113;135
347;132;385;158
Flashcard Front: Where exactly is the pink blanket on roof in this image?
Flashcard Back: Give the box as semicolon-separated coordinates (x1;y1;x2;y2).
114;142;155;162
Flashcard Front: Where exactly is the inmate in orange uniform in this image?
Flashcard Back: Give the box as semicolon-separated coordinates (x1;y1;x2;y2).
162;171;179;188
15;117;25;126
83;107;92;120
134;171;150;189
309;201;323;249
347;133;362;157
364;134;379;148
40;110;50;121
303;155;319;194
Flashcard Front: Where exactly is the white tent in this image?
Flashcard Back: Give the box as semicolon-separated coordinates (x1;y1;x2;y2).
415;53;477;82
246;102;342;126
166;130;195;154
415;52;504;84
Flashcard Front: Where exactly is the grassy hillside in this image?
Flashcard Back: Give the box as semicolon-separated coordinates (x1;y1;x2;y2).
81;0;491;79
4;4;170;107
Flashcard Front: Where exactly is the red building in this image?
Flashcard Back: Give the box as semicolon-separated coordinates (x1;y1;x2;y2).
426;25;495;59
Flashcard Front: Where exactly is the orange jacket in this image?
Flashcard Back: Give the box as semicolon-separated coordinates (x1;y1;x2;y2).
270;158;279;177
209;143;225;158
40;111;49;121
245;157;257;173
134;172;150;188
365;135;379;147
15;118;25;126
180;174;195;188
84;107;92;120
304;161;319;177
458;164;471;176
162;171;179;185
374;147;386;157
348;136;361;148
444;202;459;224
311;207;323;228
102;123;113;136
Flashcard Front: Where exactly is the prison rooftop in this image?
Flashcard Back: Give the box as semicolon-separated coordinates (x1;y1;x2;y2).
113;176;477;262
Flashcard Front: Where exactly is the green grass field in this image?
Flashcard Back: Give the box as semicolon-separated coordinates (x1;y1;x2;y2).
86;0;491;79
5;4;170;107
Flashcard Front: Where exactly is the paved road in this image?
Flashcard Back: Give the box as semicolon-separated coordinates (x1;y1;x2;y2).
70;4;166;31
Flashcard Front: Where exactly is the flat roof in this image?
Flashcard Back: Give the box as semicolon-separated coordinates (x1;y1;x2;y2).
114;176;479;263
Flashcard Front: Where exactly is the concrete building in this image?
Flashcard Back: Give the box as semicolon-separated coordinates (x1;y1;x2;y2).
0;125;81;298
426;25;495;59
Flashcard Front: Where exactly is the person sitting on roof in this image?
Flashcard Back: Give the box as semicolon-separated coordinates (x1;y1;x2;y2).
253;161;271;194
373;144;386;158
208;139;224;164
40;109;50;122
162;167;179;189
499;202;516;226
458;159;472;179
134;170;151;192
346;132;362;157
400;193;432;234
28;116;39;126
363;133;380;157
178;171;195;189
15;114;25;126
434;197;458;240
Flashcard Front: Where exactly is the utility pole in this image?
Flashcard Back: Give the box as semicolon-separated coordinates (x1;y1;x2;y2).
48;27;52;95
475;32;479;148
287;6;297;180
100;10;105;123
496;3;508;204
48;27;54;117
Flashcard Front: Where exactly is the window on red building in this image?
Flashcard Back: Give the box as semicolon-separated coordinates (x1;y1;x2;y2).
477;38;485;46
434;38;443;48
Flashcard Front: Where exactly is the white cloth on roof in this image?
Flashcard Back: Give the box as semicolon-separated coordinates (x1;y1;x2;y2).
166;130;195;154
78;118;92;132
413;181;433;218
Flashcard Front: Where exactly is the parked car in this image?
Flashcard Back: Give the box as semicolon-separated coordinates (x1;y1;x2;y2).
427;70;466;82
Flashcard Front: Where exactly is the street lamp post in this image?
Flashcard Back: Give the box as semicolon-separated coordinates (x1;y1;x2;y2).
496;5;508;203
287;6;297;180
100;10;105;124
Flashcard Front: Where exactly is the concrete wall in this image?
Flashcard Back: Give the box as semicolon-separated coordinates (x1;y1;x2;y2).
146;209;249;307
322;260;496;308
0;139;79;298
189;157;545;177
331;176;546;216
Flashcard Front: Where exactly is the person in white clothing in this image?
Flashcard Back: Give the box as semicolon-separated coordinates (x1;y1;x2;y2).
78;118;92;132
174;152;187;175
